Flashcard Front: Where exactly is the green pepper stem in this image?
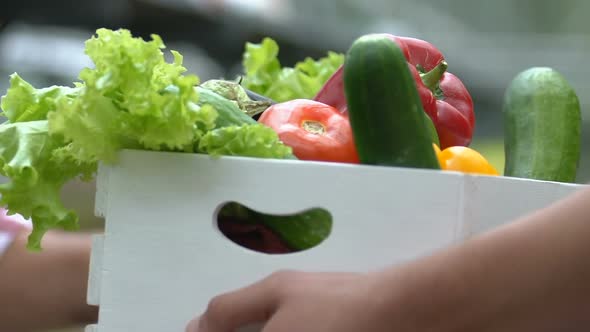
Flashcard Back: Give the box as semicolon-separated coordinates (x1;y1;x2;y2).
420;60;448;92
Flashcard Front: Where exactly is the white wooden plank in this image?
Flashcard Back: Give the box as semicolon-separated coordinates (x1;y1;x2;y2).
94;150;464;332
460;175;584;238
87;235;104;306
90;150;586;332
94;163;110;218
85;324;98;332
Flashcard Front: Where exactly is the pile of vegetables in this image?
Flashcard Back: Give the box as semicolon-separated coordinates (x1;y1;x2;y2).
0;29;582;251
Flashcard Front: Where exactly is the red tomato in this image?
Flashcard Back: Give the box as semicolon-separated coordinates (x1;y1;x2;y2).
259;99;359;163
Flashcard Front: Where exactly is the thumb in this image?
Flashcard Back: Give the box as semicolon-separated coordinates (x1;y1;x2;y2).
194;276;281;332
185;316;201;332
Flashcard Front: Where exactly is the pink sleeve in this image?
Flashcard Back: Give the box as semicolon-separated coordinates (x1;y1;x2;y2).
0;208;32;255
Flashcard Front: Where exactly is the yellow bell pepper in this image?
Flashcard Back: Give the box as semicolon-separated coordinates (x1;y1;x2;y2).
433;144;499;176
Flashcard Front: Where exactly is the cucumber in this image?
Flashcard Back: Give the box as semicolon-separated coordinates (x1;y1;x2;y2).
343;34;440;169
195;86;257;127
424;113;440;147
503;67;581;183
200;79;274;117
217;202;332;251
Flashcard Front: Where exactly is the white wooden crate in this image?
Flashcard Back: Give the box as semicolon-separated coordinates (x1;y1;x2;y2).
85;149;585;332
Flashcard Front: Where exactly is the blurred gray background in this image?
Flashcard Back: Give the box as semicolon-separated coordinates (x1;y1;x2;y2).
2;0;589;178
2;0;588;185
0;1;588;331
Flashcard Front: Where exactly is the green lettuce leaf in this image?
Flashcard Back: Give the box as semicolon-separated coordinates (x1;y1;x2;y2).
240;37;344;102
47;28;218;164
198;124;292;159
0;73;82;123
0;120;96;250
0;28;216;248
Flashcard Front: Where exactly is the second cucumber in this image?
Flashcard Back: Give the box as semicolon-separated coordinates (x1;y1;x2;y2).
503;67;582;183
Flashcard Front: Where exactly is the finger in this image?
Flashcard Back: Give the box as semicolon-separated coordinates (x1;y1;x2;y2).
185;316;201;332
260;313;289;332
260;307;304;332
198;275;282;332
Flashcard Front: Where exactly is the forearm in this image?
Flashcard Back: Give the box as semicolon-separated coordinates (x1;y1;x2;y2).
0;230;98;331
374;185;590;332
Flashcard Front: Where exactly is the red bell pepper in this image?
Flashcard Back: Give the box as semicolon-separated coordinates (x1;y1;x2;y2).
314;34;475;149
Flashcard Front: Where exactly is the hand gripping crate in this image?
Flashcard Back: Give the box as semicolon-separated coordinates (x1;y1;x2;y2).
84;149;585;332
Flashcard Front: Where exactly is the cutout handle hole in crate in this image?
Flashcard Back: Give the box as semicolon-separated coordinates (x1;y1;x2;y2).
216;201;333;255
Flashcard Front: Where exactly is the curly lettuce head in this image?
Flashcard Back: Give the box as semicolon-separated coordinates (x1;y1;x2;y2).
0;29;293;249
